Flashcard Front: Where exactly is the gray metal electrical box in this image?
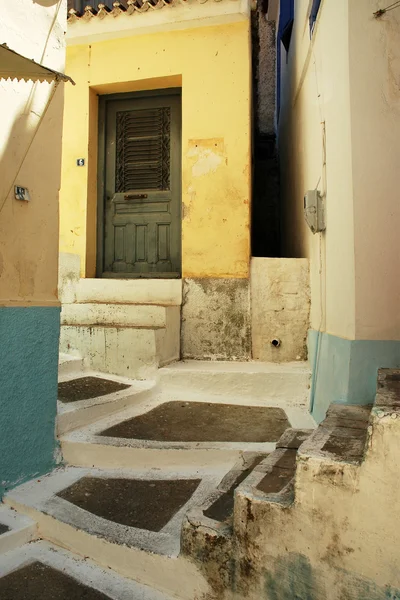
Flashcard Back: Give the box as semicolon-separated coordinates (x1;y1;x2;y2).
304;189;325;234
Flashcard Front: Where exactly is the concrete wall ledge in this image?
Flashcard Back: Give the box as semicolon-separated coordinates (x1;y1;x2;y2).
61;303;169;328
75;278;182;307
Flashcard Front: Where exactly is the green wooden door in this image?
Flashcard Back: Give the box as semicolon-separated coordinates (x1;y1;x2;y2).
100;93;181;278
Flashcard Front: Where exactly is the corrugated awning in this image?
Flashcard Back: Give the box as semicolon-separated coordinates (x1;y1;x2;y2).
0;44;75;85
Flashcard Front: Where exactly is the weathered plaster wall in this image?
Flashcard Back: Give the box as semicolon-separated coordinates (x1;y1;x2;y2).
279;0;400;418
0;0;65;496
59;18;251;279
251;258;310;362
233;403;400;600
182;278;251;360
256;15;276;136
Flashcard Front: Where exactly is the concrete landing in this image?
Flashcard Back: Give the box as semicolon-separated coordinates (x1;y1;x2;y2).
0;541;174;599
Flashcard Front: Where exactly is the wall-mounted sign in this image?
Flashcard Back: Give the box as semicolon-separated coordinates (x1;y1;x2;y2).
15;186;30;201
77;158;85;166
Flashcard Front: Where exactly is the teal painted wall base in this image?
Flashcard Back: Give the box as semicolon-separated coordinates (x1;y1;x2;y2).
308;330;400;423
0;307;60;498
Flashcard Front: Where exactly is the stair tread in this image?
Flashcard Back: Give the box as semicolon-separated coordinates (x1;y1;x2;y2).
4;466;226;558
0;541;174;600
299;404;373;464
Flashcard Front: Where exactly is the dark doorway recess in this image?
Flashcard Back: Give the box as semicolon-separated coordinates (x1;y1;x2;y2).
251;1;281;258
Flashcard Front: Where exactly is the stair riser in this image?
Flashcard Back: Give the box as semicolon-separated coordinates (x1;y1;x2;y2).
2;499;208;600
0;525;37;556
61;441;241;470
61;303;167;328
58;356;84;378
57;387;156;436
60;326;160;379
159;372;311;407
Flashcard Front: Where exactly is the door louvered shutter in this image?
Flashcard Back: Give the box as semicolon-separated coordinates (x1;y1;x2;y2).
115;107;171;193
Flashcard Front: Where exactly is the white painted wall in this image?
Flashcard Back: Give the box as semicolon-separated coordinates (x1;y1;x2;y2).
279;0;400;342
349;0;400;340
0;0;67;307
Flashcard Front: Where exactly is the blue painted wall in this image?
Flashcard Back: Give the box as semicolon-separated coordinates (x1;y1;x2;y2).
0;307;60;498
309;330;400;423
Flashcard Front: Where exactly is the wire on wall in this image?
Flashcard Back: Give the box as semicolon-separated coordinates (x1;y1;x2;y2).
374;1;400;17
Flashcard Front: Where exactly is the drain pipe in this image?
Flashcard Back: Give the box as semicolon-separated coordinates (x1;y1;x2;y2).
309;329;322;416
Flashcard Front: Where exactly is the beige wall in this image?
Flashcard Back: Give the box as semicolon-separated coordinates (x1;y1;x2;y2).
279;0;354;339
279;0;400;341
349;0;400;341
0;0;66;307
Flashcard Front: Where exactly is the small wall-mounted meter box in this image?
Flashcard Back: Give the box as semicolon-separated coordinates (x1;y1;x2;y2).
304;189;325;234
15;186;30;202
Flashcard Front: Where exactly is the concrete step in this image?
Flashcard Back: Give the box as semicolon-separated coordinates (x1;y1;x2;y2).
158;360;311;407
61;303;170;328
73;278;182;306
58;353;84;377
298;403;372;465
4;467;225;599
182;430;312;584
60;316;179;379
236;428;313;507
0;506;37;556
60;394;315;470
0;540;175;599
57;372;157;435
181;452;267;593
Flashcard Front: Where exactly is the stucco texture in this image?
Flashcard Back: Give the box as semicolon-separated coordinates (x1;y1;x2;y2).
182;278;251;360
279;0;400;342
0;0;65;308
59;20;251;279
0;307;60;498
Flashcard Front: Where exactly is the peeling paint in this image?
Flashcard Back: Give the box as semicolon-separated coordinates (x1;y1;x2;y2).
187;139;225;177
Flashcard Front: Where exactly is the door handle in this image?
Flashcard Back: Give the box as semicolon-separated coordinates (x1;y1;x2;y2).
124;193;148;200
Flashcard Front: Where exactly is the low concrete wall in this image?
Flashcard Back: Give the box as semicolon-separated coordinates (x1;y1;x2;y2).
251;258;310;362
181;278;251;361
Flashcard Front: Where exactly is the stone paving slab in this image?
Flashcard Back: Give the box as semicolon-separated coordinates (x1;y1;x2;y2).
58;376;130;403
99;402;290;443
57;476;201;532
5;466;226;557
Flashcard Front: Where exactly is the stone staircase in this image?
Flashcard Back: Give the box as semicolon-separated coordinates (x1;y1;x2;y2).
0;357;397;600
58;254;181;379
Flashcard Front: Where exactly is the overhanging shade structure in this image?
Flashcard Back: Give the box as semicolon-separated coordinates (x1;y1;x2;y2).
0;43;75;85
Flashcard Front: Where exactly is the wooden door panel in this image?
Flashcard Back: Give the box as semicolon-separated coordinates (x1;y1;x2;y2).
100;93;181;279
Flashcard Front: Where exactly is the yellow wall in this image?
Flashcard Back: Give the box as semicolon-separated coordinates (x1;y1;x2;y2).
60;20;251;279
